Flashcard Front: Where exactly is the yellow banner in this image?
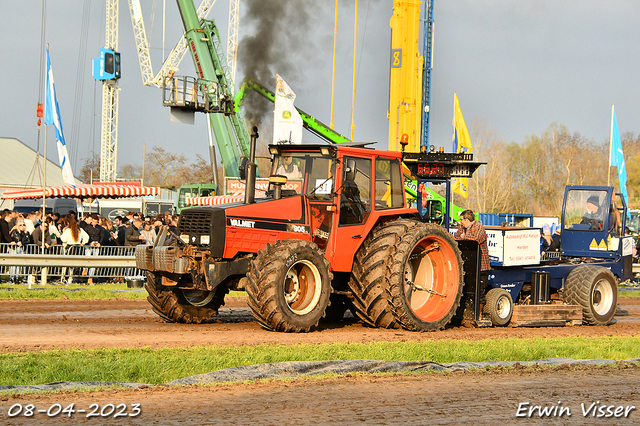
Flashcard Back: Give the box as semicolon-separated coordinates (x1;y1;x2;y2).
451;93;472;198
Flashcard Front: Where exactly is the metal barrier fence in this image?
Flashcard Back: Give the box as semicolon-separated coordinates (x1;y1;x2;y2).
0;243;144;284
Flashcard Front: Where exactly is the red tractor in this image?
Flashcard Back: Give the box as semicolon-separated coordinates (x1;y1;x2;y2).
136;130;474;332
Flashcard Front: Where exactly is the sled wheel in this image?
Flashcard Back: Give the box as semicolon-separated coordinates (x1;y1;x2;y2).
246;239;332;332
564;265;618;325
387;222;464;331
483;288;513;326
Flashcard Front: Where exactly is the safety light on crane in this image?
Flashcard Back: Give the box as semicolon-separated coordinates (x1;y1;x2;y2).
92;48;121;81
399;133;409;152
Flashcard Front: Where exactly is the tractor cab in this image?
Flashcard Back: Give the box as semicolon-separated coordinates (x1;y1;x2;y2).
266;147;336;201
561;185;628;259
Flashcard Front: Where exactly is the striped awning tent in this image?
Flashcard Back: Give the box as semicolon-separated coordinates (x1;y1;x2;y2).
1;183;160;200
187;193;244;206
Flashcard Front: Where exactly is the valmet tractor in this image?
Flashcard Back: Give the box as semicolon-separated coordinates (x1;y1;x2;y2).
136;131;631;331
137;130;475;332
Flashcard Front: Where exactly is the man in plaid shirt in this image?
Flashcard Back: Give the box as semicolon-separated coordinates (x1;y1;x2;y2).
454;209;491;325
454;209;490;272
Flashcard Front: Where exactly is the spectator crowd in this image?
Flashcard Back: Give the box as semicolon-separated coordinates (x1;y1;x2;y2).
0;208;179;283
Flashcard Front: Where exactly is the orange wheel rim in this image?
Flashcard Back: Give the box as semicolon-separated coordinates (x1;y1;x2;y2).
403;235;460;322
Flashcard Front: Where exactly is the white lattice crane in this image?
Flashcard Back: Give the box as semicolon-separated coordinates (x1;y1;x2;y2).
98;0;121;182
128;0;219;88
227;0;240;83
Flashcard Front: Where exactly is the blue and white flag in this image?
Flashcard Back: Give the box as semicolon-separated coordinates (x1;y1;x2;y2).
610;105;628;208
45;48;76;187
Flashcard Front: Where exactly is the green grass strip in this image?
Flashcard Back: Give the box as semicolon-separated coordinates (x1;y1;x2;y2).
0;283;247;300
1;336;639;386
619;290;640;297
0;284;146;300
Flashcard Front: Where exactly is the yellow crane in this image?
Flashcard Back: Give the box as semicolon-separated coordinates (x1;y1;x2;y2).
388;0;423;153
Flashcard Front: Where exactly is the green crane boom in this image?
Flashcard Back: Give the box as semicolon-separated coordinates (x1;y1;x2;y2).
176;0;251;178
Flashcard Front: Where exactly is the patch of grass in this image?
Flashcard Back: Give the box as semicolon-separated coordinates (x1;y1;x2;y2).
1;336;639;386
0;282;246;300
0;283;147;300
619;290;640;297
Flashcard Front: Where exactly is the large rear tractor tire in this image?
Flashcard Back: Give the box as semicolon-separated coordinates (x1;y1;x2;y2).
246;239;332;332
348;219;419;329
145;271;227;324
387;222;464;331
483;288;513;326
563;265;618;325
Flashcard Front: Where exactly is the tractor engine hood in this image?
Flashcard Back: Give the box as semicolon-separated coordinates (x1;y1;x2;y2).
177;196;307;259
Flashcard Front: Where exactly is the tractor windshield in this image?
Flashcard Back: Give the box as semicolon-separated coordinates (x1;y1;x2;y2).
564;189;609;232
271;152;336;201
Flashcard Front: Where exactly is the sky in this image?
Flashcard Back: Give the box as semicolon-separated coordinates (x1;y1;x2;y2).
2;0;640;178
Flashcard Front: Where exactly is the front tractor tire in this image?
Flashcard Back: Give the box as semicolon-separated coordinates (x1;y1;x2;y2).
246;239;332;332
563;265;618;326
145;271;227;324
387;222;464;331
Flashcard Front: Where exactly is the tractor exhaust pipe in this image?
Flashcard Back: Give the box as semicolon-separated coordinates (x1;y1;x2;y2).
244;126;258;204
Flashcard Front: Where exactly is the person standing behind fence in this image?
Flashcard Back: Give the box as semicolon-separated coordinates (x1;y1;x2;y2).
104;219;118;247
8;211;19;231
24;213;37;235
140;219;156;245
115;216;128;246
60;217;90;248
0;210;11;245
10;220;32;246
9;219;32;283
125;218;146;246
60;217;89;284
48;216;62;245
32;220;52;249
153;216;164;234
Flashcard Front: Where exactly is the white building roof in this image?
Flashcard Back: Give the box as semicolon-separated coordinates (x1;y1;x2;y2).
0;137;74;190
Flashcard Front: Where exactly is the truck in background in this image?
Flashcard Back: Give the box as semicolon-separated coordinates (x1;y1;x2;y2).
10;198;78;215
82;198;175;221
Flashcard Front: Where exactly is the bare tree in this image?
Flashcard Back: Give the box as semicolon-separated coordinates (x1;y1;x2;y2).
79;153;100;184
119;163;142;182
467;119;513;213
144;147;188;188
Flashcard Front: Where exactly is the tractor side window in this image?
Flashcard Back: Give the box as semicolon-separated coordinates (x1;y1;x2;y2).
339;157;371;225
564;189;608;231
374;159;403;209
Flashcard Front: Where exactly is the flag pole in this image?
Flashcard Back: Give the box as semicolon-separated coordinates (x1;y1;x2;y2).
42;44;49;251
608;105;614;187
449;92;455;224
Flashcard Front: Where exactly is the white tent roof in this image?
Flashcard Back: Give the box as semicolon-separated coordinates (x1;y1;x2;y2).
0;137;74;189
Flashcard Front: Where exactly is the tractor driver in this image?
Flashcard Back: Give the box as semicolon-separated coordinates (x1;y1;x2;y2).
275;156;302;180
581;195;604;231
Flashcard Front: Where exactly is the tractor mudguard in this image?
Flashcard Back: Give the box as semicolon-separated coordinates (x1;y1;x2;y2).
205;257;252;290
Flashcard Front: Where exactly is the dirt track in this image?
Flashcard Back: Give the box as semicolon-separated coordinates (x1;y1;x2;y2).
2;296;640;425
2;296;640;353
